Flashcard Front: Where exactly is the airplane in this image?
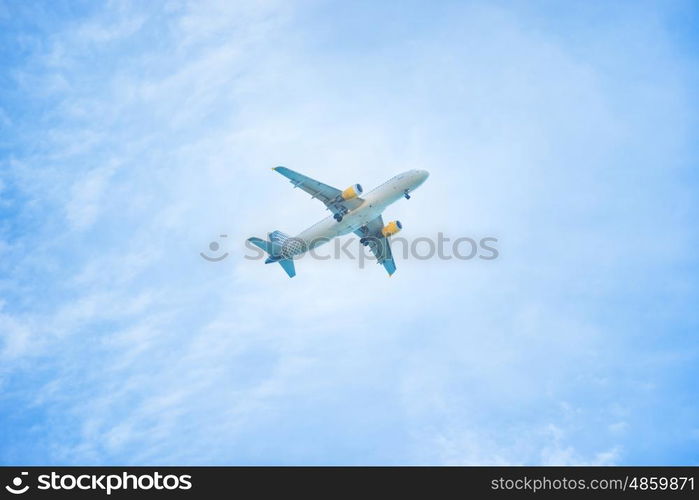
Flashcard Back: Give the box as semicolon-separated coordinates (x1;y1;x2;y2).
247;167;430;277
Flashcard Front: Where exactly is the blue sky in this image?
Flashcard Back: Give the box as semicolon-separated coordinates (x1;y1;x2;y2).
1;0;698;465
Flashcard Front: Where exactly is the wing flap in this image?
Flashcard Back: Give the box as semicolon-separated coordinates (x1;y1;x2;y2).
273;166;363;215
273;166;341;204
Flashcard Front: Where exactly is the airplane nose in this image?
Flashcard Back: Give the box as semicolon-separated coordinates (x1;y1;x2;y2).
415;169;429;182
409;170;429;190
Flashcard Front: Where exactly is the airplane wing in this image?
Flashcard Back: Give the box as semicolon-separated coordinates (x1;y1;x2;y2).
272;166;364;217
354;215;397;276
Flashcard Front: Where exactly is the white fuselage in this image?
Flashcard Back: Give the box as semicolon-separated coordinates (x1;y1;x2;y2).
292;169;429;254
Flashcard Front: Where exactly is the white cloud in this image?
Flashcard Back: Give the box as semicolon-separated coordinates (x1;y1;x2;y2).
65;164;117;230
0;313;32;362
1;0;697;465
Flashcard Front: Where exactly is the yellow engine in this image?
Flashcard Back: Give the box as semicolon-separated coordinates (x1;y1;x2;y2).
341;184;363;200
381;220;403;237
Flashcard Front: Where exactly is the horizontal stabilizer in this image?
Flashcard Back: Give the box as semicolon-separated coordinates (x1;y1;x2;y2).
278;259;296;278
248;237;273;255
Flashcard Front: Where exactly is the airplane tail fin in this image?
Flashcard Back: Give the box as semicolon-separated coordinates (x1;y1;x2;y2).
247;231;296;278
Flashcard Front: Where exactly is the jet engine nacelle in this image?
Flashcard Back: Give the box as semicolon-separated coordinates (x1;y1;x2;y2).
381;220;402;237
341;184;363;200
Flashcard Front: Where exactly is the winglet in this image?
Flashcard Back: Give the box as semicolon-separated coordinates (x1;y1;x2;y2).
383;259;397;276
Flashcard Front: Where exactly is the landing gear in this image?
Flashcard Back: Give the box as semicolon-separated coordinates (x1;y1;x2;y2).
404;190;411;200
360;237;376;247
333;207;349;222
